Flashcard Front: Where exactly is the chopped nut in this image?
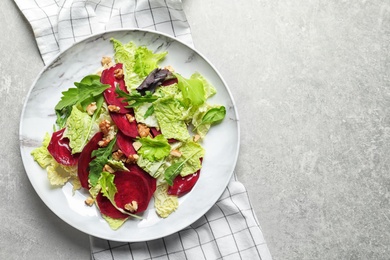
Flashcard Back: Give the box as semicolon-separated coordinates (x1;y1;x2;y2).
124;201;138;213
137;123;150;138
132;141;142;151
103;164;115;173
170;149;182;157
86;102;97;116
99;120;111;135
112;150;125;161
126;113;135;123
126;154;139;164
108;105;121;113
85;197;94;206
114;68;124;79
98;138;110;147
101;56;112;66
193;134;201;142
164;65;174;72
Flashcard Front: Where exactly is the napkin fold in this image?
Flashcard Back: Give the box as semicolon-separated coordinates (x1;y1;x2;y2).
14;0;272;259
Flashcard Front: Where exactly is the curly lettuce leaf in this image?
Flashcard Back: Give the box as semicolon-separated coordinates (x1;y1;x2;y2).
174;73;206;107
31;133;52;168
134;46;167;77
137;135;171;162
190;72;216;99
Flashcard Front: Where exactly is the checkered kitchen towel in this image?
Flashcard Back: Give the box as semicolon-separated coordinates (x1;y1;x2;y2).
14;0;272;259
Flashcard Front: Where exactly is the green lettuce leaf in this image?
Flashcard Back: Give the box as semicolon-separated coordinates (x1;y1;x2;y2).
192;105;226;138
111;38;167;90
111;38;143;90
134;46;167;77
98;171;117;202
31;133;52;168
190;72;216;99
137;135;171;162
107;159;129;172
62;105;92;154
101;214;128;230
174;73;206;107
154;176;179;218
172;141;205;177
153;96;190;141
136;155;167;178
133;103;159;128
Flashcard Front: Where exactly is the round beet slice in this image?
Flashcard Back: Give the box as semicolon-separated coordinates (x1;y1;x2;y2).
126;164;156;199
110;112;138;138
168;170;200;196
168;159;202;196
47;128;79;166
116;130;136;157
101;63;132;114
77;132;104;189
113;170;152;214
96;192;129;219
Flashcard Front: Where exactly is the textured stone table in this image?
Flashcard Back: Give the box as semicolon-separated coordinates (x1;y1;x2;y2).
1;0;389;259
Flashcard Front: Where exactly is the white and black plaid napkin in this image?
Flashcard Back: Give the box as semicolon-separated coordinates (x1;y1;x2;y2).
14;0;272;259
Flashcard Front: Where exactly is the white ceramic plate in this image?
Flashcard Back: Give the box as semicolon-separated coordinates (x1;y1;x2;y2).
19;29;239;242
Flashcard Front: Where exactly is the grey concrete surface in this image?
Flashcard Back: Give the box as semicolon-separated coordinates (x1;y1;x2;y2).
1;0;390;259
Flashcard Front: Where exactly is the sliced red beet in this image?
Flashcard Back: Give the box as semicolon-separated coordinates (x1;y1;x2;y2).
113;170;152;214
110;112;138;138
116;130;136;157
150;127;161;137
96;192;129;219
77;132;104;189
47;128;79;166
168;159;203;196
101;63;131;114
126;164;156;198
168;170;200;196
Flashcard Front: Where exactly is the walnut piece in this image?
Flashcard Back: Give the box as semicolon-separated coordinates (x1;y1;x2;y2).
164;65;174;72
108;105;120;113
126;113;135;123
101;56;112;66
86;102;97;116
103;164;115;173
98;139;110;147
99;120;111;135
137;123;150;138
124;201;138;213
114;69;124;79
112;150;126;162
85;197;94;206
126;154;139;164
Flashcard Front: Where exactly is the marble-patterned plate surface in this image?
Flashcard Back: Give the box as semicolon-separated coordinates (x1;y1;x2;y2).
19;29;239;242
